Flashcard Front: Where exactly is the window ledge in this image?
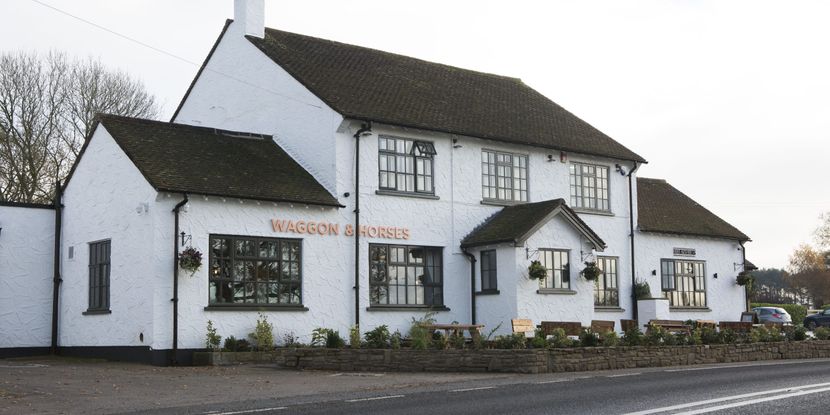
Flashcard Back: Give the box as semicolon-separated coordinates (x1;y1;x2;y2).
82;309;112;315
572;208;614;217
480;199;526;207
366;305;450;312
537;288;577;295
594;306;626;313
475;289;500;296
204;305;309;312
669;307;712;312
375;190;439;200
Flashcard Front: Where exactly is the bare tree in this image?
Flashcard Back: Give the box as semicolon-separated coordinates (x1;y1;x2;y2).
0;51;158;203
786;244;830;307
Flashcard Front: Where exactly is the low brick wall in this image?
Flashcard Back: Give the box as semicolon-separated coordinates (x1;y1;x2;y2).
193;340;830;373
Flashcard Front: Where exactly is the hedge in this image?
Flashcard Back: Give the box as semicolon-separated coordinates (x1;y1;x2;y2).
751;303;807;324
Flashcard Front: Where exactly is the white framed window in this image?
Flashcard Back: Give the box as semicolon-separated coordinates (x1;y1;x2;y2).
661;259;707;308
569;162;609;211
378;136;435;194
481;150;528;202
480;250;497;291
594;257;619;307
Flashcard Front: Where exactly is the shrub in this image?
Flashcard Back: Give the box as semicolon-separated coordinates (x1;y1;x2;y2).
408;313;437;350
789;325;808;341
349;325;361;349
720;329;738;345
449;332;466;349
579;329;600;347
364;325;390;349
390;330;402;350
751;303;808;325
282;331;302;348
814;327;830;340
205;320;221;351
223;336;251;352
326;330;346;348
698;326;722;344
249;313;275;351
645;326;668;346
530;329;547;349
493;333;527;349
601;331;619;347
621;327;644;347
432;331;449;349
546;328;571;348
634;279;652;299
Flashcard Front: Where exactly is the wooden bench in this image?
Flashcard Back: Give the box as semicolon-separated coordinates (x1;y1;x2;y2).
539;321;583;337
718;321;753;333
420;324;484;342
591;320;615;334
512;319;535;336
646;319;691;336
620;319;638;332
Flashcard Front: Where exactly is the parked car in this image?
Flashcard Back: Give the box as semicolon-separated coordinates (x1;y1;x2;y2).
803;309;830;330
752;307;792;324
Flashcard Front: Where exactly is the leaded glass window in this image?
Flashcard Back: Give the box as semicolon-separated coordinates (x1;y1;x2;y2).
88;240;111;311
661;259;706;307
480;250;497;291
378;136;435;194
569;162;609;211
481;150;528;202
369;244;443;306
539;249;570;289
594;257;619;306
209;235;302;306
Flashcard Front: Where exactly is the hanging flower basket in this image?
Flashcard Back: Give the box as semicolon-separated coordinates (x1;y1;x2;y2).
179;247;203;274
528;260;547;280
581;261;602;281
736;271;754;286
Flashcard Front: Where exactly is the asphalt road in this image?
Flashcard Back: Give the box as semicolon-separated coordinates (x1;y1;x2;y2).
130;359;830;415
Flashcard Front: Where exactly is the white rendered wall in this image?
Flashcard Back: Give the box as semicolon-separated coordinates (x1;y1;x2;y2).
173;20;344;193
636;232;747;323
0;205;54;348
60;127;159;348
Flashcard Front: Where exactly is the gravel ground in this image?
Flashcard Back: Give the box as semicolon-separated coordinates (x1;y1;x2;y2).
0;355;510;414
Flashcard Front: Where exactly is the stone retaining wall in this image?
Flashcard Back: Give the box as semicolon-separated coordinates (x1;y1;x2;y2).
193;340;830;373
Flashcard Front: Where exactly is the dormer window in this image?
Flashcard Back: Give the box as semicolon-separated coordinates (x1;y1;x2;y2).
378;136;435;194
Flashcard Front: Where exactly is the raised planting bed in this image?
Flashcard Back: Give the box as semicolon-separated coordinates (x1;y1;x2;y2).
193;340;830;373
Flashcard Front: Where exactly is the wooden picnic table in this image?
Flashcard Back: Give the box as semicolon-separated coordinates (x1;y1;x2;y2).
420;323;484;342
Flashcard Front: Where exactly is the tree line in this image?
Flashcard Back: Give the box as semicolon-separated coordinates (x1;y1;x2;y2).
0;51;158;203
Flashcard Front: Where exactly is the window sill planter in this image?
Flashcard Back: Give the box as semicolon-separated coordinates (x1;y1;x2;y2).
204;305;309;312
366;305;450;312
375;190;439;200
475;289;500;296
82;309;112;316
669;307;712;312
536;288;577;295
594;306;626;313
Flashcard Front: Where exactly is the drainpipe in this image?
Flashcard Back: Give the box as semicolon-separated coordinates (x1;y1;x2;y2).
462;249;477;324
353;122;372;328
171;194;188;365
740;240;749;312
50;182;63;354
628;162;638;322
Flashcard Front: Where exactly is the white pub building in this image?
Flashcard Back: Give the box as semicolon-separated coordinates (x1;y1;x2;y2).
0;1;752;364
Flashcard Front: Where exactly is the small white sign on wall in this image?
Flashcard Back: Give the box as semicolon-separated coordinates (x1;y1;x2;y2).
673;247;696;257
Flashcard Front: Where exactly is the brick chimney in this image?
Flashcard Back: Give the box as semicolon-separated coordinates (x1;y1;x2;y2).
234;0;265;38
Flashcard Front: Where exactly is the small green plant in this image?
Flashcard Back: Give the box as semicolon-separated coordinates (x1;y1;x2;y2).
634;279;651;299
311;328;331;347
720;329;738;344
546;328;571;348
579;329;600;347
736;271;754;286
327;330;346;348
530;329;547;349
205;320;222;351
697;326;721;344
364;325;390;349
621;327;644;346
408;313;437;350
223;336;251;352
601;331;619;347
581;261;602;281
527;260;547;280
350;325;362;349
282;331;302;347
645;326;668;346
449;332;466;349
492;333;527;349
789;325;808;341
814;327;830;340
249;313;275;351
390;330;402;350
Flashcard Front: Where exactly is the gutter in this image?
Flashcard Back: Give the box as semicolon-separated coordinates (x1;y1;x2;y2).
462;249;477;324
352;122;372;328
50;182;63;354
171;194;188;365
627;162;639;322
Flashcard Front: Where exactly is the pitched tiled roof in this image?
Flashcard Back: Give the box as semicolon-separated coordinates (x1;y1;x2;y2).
461;199;606;249
637;178;748;241
246;26;646;163
93;114;341;207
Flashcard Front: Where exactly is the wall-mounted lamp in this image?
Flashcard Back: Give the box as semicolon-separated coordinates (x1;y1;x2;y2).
713;273;718;279
615;164;627;176
547;154;555;162
452;138;462;149
0;227;3;237
651;270;657;276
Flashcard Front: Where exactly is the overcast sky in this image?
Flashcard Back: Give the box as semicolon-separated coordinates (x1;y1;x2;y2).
3;0;828;269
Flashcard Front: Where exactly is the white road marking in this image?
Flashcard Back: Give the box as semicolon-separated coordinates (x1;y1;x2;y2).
676;385;830;414
537;379;572;384
664;364;751;372
449;386;497;393
345;395;405;402
623;381;830;415
207;407;287;415
606;372;641;378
